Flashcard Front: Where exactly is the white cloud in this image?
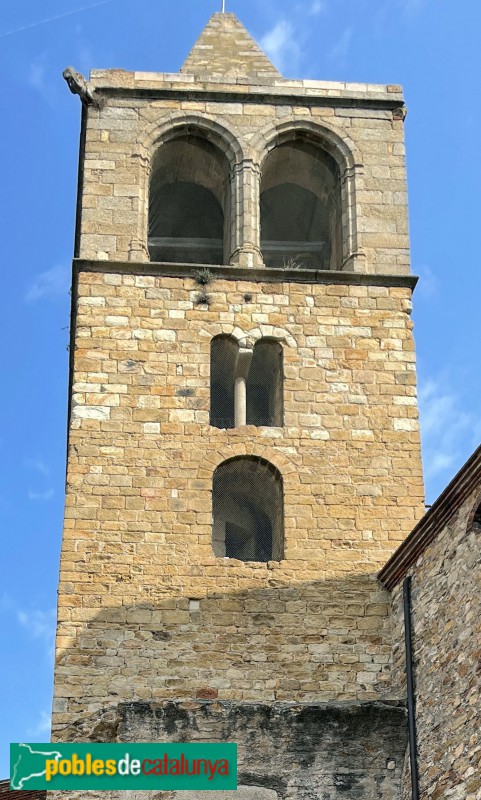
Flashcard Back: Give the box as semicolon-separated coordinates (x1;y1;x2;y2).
3;598;56;658
399;0;427;14
26;457;54;503
28;488;54;501
28;55;47;91
418;376;473;487
25;458;50;477
28;710;52;737
260;19;301;74
74;23;95;75
308;0;326;14
18;608;56;640
27;54;57;105
1;593;15;611
329;26;353;63
25;264;70;303
415;263;438;298
17;607;57;659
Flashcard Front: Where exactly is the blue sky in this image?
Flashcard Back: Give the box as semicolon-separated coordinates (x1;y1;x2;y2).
1;0;480;778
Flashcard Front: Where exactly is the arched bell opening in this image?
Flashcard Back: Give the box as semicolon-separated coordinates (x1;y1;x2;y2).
260;138;342;270
149;134;230;265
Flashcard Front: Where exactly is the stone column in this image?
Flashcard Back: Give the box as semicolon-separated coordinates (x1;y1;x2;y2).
229;160;264;268
340;163;366;273
234;377;247;427
234;348;253;426
129;150;150;262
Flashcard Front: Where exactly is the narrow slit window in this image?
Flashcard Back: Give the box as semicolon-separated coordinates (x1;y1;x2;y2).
246;339;283;427
471;502;481;531
210;335;238;429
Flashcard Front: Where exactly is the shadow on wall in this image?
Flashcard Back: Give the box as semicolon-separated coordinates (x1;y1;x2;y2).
53;575;395;712
49;576;407;798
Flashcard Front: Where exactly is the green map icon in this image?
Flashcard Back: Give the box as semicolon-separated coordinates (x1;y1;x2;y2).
10;743;62;790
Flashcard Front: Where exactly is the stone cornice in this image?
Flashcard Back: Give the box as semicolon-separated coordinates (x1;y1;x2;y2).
74;259;418;289
93;85;404;113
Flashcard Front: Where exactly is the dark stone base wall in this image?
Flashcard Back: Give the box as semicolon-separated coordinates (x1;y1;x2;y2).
48;700;408;800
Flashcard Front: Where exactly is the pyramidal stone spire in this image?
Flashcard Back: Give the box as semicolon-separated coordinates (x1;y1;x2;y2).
181;12;281;81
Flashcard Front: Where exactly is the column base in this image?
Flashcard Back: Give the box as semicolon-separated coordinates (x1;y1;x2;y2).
128;239;149;262
229;247;264;269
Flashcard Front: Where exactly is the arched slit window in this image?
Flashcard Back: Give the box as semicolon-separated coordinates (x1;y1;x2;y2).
149;134;230;265
213;457;284;562
246;339;283;427
260;138;342;270
471;501;481;531
210;337;283;429
210;335;238;429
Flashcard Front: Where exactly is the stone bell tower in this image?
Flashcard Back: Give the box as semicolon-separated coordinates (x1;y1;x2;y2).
53;12;425;799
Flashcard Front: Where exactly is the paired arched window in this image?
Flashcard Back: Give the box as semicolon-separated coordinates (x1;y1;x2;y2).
148;129;345;270
260;138;342;270
213;456;284;562
148;134;230;264
210;336;283;428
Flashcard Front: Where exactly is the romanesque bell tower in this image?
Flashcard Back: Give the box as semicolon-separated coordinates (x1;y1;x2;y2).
54;12;425;799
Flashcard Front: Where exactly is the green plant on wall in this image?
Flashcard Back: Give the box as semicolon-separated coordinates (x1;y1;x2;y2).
193;268;213;306
194;268;213;286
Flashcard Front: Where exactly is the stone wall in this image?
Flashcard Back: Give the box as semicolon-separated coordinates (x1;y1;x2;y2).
51;269;424;735
48;699;408;800
390;487;481;800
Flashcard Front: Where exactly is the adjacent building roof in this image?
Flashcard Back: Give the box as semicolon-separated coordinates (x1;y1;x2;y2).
0;780;46;798
181;12;280;81
378;444;481;590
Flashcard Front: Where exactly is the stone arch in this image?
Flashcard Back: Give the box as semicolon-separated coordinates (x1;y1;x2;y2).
149;136;229;264
247;324;297;350
251;118;363;272
132;113;245;263
138;112;245;166
202;443;301;490
251;117;359;172
200;323;297;351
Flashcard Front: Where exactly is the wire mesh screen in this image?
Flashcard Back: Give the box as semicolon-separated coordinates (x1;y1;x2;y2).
212;456;284;562
148;135;229;265
210;335;237;428
210;337;283;429
260;139;342;270
246;340;283;426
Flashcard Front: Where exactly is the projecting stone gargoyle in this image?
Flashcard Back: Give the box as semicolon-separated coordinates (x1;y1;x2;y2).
62;66;96;105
